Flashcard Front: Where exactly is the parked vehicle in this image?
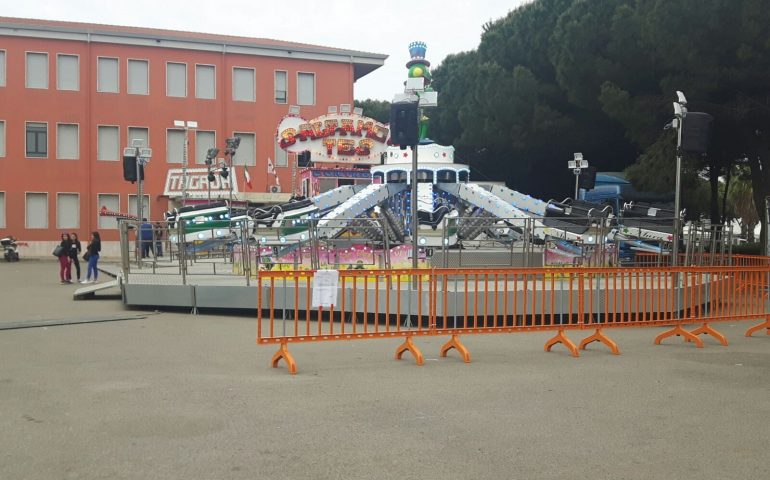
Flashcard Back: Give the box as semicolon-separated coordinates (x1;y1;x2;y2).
1;236;20;262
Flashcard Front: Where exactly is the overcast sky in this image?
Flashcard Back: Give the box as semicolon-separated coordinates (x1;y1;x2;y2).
4;0;529;100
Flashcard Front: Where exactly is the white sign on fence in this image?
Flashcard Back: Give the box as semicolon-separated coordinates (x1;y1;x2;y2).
312;270;339;308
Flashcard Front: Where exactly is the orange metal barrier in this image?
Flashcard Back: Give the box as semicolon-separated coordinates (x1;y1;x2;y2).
257;263;770;374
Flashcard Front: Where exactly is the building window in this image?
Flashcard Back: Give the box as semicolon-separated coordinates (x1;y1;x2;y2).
57;54;79;91
127;59;149;95
195;130;216;165
275;142;287;167
274;71;287;104
0;121;5;157
233;67;255;102
166;129;185;163
26;52;49;89
57;124;79;160
195;64;215;100
232;132;256;166
0;192;6;228
97;194;119;229
56;193;79;229
127;127;149;149
297;72;315;106
26;192;48;229
26;122;47;158
97;126;119;161
97;57;119;93
128;194;150;220
0;50;5;87
166;62;187;97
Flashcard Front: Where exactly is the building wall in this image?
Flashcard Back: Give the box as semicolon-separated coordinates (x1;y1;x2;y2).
0;30;362;256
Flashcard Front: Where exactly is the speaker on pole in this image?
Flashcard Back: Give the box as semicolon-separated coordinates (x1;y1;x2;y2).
389;101;419;148
681;112;713;154
123;154;144;182
578;166;596;190
297;150;311;167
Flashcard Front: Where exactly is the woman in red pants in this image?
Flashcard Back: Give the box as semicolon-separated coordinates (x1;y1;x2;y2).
57;233;73;284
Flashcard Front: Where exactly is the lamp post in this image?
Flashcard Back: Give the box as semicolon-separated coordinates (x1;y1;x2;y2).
671;91;687;267
123;140;152;264
224;136;241;221
174;120;198;206
568;152;589;199
205;147;219;203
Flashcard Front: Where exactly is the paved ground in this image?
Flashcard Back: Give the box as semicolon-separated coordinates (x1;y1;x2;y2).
1;261;768;480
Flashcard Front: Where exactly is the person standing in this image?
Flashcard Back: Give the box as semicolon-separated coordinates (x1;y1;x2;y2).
139;219;153;258
82;231;101;284
69;232;82;282
57;233;73;284
154;222;164;257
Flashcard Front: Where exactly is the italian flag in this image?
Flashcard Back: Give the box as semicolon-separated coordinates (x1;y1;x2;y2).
244;165;252;189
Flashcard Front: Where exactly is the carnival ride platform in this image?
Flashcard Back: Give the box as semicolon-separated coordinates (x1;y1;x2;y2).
112;257;715;322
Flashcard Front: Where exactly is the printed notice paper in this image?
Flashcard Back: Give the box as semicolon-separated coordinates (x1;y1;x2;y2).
312;270;339;308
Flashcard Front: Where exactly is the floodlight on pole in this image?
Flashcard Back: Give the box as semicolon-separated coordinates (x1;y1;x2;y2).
204;147;220;201
671;94;688;269
223;137;241;219
568;152;588;199
174;120;197;206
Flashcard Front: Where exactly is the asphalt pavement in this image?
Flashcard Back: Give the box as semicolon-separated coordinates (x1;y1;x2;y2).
1;260;768;479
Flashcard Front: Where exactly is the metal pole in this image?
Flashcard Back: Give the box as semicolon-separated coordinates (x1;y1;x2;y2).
229;151;235;221
411;136;419;269
135;151;142;267
136;154;143;222
672;121;683;267
765;196;770;256
574;171;580;199
181;125;189;207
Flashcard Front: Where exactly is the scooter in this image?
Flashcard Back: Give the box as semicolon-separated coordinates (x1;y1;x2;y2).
1;236;20;262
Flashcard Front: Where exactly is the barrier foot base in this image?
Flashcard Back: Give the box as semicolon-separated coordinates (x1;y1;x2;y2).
271;341;297;375
745;317;770;337
440;335;471;363
687;323;728;346
395;336;424;366
579;328;620;355
654;325;703;348
545;329;579;357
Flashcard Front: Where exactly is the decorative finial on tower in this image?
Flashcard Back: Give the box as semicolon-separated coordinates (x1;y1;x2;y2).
406;41;432;88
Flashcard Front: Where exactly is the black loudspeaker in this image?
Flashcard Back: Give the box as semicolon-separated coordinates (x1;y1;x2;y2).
297;151;311;167
681;112;713;154
123;155;144;182
389;102;419;147
578;166;597;190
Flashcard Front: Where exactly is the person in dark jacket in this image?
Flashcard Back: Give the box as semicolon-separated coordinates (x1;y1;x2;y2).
58;233;72;284
139;219;153;258
69;232;82;282
82;231;101;284
154;222;164;257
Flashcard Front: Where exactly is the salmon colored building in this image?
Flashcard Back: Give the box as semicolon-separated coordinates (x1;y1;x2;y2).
0;17;386;256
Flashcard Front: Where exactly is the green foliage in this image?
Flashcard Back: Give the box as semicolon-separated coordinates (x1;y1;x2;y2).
353;99;391;124
427;0;770;251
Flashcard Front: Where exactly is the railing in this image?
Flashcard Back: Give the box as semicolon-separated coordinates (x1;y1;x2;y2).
257;263;770;374
117;213;752;288
119;219;254;286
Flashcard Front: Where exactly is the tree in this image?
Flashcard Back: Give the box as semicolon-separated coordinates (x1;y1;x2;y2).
424;0;770;252
727;166;759;241
353;99;390;124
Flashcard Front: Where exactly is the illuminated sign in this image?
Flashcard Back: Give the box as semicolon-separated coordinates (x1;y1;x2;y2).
276;111;389;165
163;168;239;199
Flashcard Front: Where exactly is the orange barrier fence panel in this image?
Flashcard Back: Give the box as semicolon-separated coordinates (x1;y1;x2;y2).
257;263;770;373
